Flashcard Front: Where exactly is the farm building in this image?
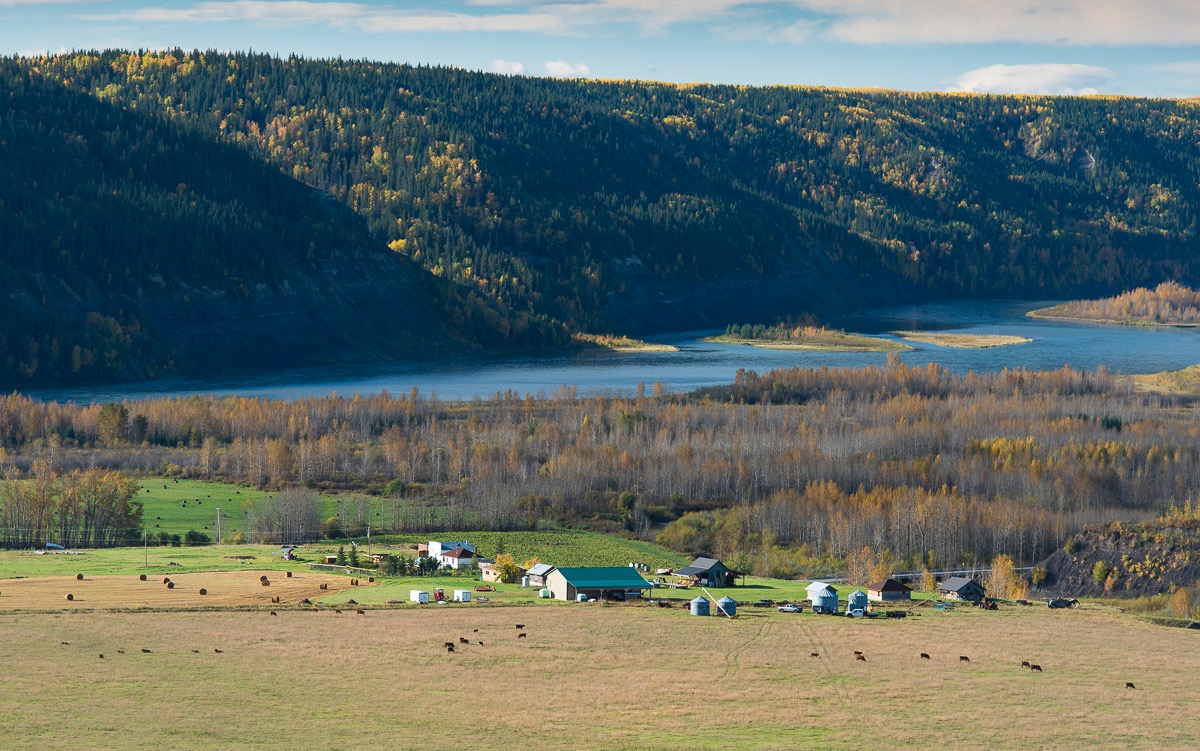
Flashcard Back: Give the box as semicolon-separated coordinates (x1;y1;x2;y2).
526;563;556;587
545;567;651;602
676;557;742;587
480;560;526;583
437;547;477;570
938;577;986;602
846;589;868;616
806;581;839;614
428;540;475;559
867;578;913;603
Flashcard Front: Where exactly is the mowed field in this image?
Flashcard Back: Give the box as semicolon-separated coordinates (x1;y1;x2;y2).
0;603;1195;750
0;570;361;610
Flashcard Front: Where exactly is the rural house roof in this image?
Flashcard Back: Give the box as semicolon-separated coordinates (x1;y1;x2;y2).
527;563;555;577
439;541;475;552
677;557;741;576
938;577;980;592
867;578;913;593
554;567;650;590
806;581;839;594
440;548;475;559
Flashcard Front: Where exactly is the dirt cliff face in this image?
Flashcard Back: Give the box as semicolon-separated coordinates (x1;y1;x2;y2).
1036;520;1200;598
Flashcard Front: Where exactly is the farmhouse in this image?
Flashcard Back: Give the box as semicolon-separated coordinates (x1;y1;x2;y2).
427;540;475;559
676;556;741;587
437;546;477;570
526;563;556;587
546;567;651;602
938;576;986;602
867;578;912;603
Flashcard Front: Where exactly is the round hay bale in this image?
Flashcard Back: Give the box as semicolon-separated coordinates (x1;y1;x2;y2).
76;573;84;581
139;574;147;581
199;588;207;596
259;575;269;582
162;577;171;584
166;581;175;589
286;571;293;578
65;593;74;601
261;580;270;587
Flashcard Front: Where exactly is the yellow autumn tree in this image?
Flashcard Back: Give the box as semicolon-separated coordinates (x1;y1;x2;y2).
988;554;1028;600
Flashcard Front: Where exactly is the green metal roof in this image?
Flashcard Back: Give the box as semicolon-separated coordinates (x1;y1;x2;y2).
555;567;650;589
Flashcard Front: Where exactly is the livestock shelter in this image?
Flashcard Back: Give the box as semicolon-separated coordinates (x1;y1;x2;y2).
545;567;651;602
938;577;986;603
675;557;742;588
867;578;913;603
526;563;556;587
806;581;839;614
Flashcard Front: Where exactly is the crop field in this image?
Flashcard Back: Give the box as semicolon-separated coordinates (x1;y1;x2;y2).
0;601;1195;750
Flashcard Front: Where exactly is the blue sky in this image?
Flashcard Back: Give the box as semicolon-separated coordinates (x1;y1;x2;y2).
3;1;1200;97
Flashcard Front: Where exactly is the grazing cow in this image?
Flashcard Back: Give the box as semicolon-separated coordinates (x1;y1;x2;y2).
473;629;479;633
1126;682;1136;689
117;650;125;654
446;644;455;653
1021;661;1031;668
335;610;342;614
214;649;224;654
478;641;484;646
459;637;469;645
1030;664;1043;672
809;652;820;658
853;650;863;656
920;653;931;660
357;609;365;615
191;650;199;654
141;649;152;654
855;654;867;662
98;654;104;659
515;624;525;629
959;656;971;663
60;641;69;645
443;642;455;649
517;632;528;639
270;611;277;617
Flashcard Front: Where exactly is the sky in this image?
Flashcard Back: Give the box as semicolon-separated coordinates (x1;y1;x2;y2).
3;0;1200;97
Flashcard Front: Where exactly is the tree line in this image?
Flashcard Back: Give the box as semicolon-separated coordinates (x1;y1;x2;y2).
1;360;1197;570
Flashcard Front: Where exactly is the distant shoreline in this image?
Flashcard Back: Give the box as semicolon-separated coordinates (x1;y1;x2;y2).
1026;308;1200;328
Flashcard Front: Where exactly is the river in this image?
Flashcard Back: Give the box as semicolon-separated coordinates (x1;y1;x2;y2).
30;300;1200;403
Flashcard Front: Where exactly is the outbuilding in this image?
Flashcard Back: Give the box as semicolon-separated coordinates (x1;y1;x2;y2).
938;577;986;603
545;567;651;602
480;560;525;583
867;578;913;603
675;557;742;588
807;581;839;614
526;563;556;588
846;589;868;616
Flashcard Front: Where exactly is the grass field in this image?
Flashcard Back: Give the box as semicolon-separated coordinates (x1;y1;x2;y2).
0;602;1194;750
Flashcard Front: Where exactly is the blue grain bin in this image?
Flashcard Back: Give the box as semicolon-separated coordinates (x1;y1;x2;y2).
716;596;738;617
846;589;868;615
690;596;710;616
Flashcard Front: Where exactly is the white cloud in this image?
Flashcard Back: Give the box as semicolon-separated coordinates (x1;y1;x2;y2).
949;63;1118;95
801;0;1200;46
489;58;525;75
544;59;590;77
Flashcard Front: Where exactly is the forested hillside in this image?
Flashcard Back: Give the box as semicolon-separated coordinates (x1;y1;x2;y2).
5;50;1200;385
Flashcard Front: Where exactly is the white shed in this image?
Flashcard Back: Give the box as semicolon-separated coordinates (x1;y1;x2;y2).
453;589;471;602
409;590;430;604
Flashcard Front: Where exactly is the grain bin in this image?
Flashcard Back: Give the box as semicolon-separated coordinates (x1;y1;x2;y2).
846;589;868;616
690;596;710;616
715;596;738;617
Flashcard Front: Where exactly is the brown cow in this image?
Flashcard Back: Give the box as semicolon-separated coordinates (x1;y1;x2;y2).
1030;664;1043;672
959;656;971;663
517;632;528;639
459;637;469;645
443;641;455;648
1126;682;1136;689
809;652;820;658
920;653;931;660
855;654;867;662
1021;661;1031;668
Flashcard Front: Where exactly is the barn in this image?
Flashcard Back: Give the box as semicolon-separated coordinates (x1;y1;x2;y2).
675;557;742;588
867;578;913;603
938;576;986;602
545;567;651;602
806;581;839;614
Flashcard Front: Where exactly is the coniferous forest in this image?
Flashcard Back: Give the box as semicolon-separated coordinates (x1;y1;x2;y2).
2;50;1200;386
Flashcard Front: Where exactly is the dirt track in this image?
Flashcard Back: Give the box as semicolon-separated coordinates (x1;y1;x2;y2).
0;570;369;610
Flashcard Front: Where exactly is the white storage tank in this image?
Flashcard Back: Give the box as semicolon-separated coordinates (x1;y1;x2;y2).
409;590;430;604
453;589;471;602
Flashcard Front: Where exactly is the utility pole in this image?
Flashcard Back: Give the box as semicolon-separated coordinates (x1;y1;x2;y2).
367;523;372;559
144;529;148;567
216;508;222;546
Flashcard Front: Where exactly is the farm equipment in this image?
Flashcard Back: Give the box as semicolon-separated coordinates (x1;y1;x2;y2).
433;588;447;602
1046;597;1080;609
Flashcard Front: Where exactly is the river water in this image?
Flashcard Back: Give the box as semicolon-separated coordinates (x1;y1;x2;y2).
31;300;1200;403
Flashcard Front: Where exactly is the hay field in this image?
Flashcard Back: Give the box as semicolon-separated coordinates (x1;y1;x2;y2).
0;604;1195;750
0;570;362;610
